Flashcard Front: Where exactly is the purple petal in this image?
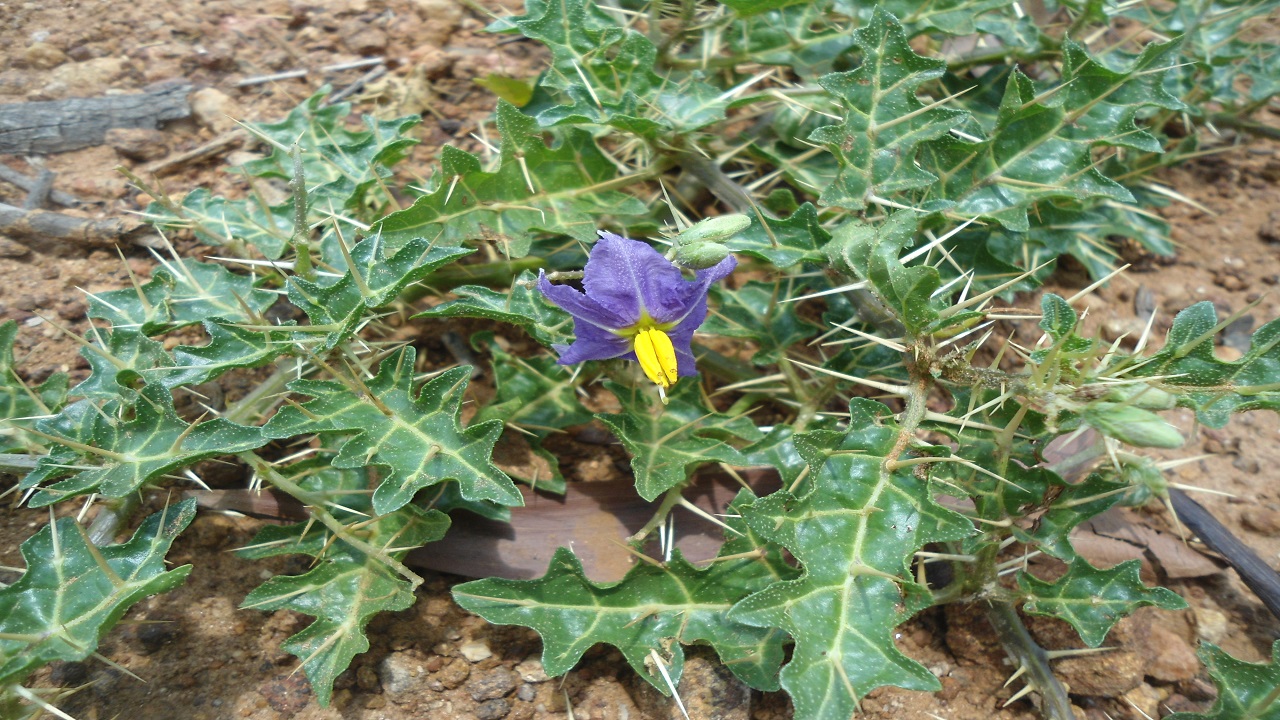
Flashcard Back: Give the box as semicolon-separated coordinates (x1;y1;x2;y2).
694;254;738;287
538;270;628;331
583;233;691;325
552;320;632;365
666;294;709;377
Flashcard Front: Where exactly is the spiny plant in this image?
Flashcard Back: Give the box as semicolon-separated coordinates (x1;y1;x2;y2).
2;0;1279;717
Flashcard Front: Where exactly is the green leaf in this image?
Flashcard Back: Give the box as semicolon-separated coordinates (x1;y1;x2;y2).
454;492;798;693
261;347;522;514
150;320;293;391
809;8;967;211
19;385;265;507
0;499;197;686
1039;293;1077;341
0;320;67;454
371;102;649;256
473;338;592;438
84;258;276;335
722;2;872;79
1019;557;1186;647
921;38;1187;231
1167;640;1280;720
723;203;828;269
475;74;536;106
1119;302;1280;427
72;328;169;401
741;425;813;490
596;380;761;501
825;212;945;333
239;90;420;213
414;270;574;348
240;463;448;706
287;236;472;350
701;280;823;364
143;187;294;260
729;399;974;720
143;92;421;259
1011;473;1128;561
718;0;808;15
512;0;727;135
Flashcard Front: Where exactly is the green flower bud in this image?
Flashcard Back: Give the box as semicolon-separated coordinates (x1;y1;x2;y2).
1105;383;1177;410
1083;402;1184;449
675;241;732;269
674;214;751;247
1119;456;1166;506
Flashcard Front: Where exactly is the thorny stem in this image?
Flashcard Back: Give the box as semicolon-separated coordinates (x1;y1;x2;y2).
222;357;304;426
241;452;424;590
945;48;1059;73
626;485;687;547
986;600;1077;720
677;152;754;214
1206;112;1280;141
288;144;315;282
401;257;545;302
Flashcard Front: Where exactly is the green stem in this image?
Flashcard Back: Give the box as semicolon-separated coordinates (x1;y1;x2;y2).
241;452;424;589
222;357;302;426
677;152;755;214
946;48;1058;73
401;257;545;302
626;486;686;546
1207;112;1280;141
87;493;141;546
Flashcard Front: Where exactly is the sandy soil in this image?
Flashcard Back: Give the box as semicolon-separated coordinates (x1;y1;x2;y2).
2;1;1279;719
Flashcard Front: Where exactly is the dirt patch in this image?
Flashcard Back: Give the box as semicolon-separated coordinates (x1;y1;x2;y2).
3;1;1280;720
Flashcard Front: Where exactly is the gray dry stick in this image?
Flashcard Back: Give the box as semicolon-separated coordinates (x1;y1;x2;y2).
0;81;191;155
0;202;155;246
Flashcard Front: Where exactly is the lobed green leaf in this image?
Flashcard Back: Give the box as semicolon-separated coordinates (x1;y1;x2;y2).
261;347;522;514
0;499;197;686
729;399;974;720
1019;557;1186;647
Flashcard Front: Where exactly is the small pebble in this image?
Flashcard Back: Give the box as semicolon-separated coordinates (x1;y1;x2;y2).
460;640;493;662
0;236;35;259
473;698;511;720
1195;607;1230;644
435;658;470;689
515;658;547;683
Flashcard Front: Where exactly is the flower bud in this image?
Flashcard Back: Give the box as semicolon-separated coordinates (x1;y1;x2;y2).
1083;402;1184;449
675;241;732;269
674;214;751;247
1105;383;1177;410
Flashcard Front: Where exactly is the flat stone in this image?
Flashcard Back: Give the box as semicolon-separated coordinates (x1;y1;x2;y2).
473;698;511;720
1143;623;1199;683
467;667;517;702
1242;507;1280;536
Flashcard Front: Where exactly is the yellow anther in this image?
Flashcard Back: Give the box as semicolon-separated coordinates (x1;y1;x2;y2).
633;327;679;390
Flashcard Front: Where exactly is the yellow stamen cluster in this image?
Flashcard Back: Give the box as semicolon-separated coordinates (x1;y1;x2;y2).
633;326;679;400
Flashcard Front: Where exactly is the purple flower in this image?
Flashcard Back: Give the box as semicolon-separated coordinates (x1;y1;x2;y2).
538;232;736;397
